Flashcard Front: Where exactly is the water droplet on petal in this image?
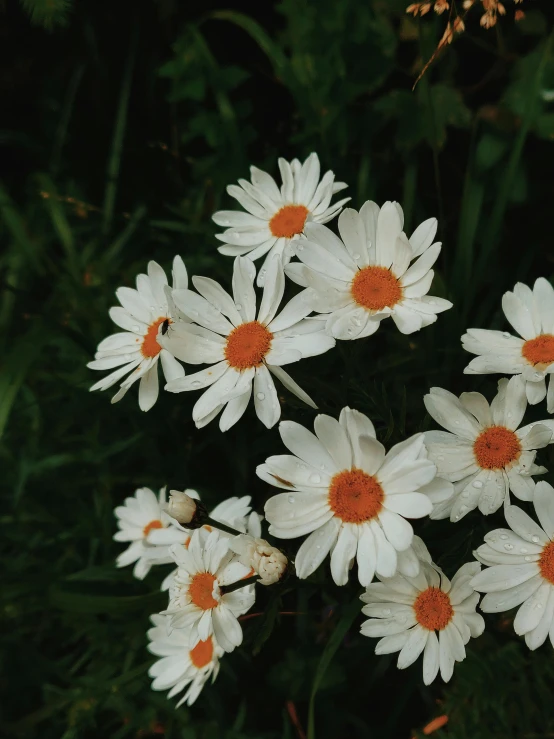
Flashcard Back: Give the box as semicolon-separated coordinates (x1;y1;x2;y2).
500;534;509;540
473;480;483;489
532;535;540;543
288;495;295;504
256;392;265;401
310;474;321;484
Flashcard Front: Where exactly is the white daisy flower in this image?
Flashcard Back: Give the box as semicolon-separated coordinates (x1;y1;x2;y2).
259;407;452;586
360;559;484;684
424;376;554;521
113;487;173;579
163;255;335;430
286;201;452;339
88;257;188;411
164;529;255;653
213;152;349;285
471;483;554;651
147;614;224;707
462;278;554;412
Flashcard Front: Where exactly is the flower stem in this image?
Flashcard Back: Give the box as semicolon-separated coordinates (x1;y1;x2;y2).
205;516;244;537
221;575;260;595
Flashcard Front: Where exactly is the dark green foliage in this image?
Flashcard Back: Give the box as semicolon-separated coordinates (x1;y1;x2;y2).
2;1;554;737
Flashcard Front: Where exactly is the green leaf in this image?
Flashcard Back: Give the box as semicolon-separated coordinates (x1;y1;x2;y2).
306;597;361;739
49;583;165;615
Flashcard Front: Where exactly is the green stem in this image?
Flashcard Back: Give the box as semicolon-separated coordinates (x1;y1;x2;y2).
205;516;244;538
221;575;259;594
102;22;139;236
480;32;554;269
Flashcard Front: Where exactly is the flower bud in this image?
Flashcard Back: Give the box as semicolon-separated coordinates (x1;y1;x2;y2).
231;534;288;586
166;490;208;528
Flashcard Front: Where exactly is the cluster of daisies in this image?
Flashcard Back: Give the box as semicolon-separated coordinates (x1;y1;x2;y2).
90;153;554;707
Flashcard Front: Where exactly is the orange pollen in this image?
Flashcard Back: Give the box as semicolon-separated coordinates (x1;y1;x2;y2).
141;317;170;358
522;334;554;367
413;587;453;631
143;519;163;537
350;266;402;311
328;468;384;523
473;426;521;470
539;541;554;585
269;204;309;238
189;572;219;610
189;638;214;669
225;321;272;370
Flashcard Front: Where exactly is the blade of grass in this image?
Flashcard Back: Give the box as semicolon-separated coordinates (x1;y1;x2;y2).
50;63;85;177
208;10;288;77
102;22;139;236
306;597;360;739
35;173;78;278
477;32;554;278
0;181;42;271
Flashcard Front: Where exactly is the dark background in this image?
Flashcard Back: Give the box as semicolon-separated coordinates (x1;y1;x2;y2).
2;1;554;737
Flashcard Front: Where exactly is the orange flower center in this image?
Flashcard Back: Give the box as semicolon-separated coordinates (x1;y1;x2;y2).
350;266;402;311
141;317;170;358
225;321;273;370
522;334;554;367
189;638;214;669
473;426;521;470
269;204;309;238
539;541;554;585
189;572;219;610
143;519;163;537
413;587;453;631
328;468;384;523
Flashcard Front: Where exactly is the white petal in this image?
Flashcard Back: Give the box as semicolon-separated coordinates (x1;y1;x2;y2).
253;365;280;429
397;625;428;669
232;257;257;323
295;517;341;579
279;420;338;473
330;524;358;585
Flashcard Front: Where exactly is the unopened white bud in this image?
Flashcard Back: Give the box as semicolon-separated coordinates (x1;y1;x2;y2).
231;534;288;586
167;490;200;526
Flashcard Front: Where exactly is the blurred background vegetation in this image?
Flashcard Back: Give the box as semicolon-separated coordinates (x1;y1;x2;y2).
2;0;554;737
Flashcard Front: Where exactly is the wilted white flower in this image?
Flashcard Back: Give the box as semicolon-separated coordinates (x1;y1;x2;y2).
230;534;288;585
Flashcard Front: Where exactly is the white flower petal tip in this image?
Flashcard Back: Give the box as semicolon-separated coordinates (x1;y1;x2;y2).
424;376;553;517
261;407;441;587
471;483;554;650
213;153;348;273
88;258;188;410
162;256;333;430
461;278;554;412
360;560;483;684
292;200;450;340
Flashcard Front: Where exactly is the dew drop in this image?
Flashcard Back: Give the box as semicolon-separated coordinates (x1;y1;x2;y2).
502;332;511;338
132;325;140;332
504;543;514;551
520;548;528;554
532;535;540;543
235;303;242;311
500;534;509;540
310;474;321;484
191;380;202;388
256;392;266;401
525;555;534;562
353;253;361;260
287;495;295;504
473;480;484;489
